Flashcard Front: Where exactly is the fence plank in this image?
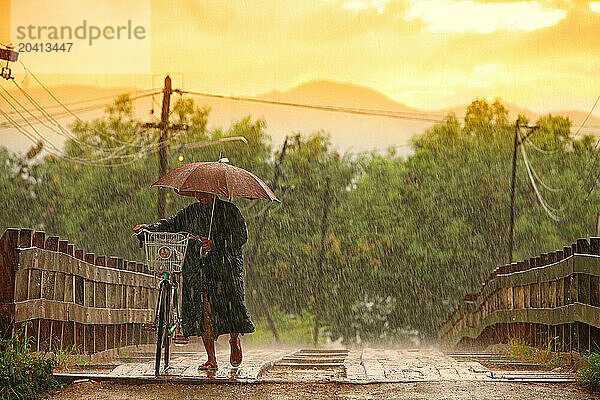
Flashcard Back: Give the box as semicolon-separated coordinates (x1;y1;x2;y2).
32;232;45;248
0;229;19;338
45;236;59;251
3;228;156;355
58;240;68;254
442;239;600;350
18;229;32;248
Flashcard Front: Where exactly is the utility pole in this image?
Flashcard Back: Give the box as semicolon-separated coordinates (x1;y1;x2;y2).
143;75;186;219
314;176;331;347
158;75;171;219
508;119;520;264
508;118;538;263
0;43;18;80
245;137;290;343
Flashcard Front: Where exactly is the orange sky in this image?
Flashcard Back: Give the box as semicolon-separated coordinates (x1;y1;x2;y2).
1;0;600;113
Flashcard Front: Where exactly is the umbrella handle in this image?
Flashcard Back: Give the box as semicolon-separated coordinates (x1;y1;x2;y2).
207;194;217;241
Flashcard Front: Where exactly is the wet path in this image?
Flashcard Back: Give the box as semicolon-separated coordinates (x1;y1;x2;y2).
54;345;576;384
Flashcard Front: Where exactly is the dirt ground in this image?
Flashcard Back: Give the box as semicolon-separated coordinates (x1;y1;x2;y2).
48;381;599;400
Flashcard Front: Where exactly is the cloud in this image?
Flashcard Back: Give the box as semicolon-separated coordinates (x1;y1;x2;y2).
341;0;392;13
99;0;600;112
405;0;566;33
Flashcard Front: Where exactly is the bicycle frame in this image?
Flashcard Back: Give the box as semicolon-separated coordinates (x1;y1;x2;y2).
153;270;182;376
135;229;198;376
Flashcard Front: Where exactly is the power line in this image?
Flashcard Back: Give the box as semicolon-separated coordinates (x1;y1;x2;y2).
0;104;43;148
528;157;561;193
0;90;158;128
574;95;600;137
6;79;162;160
11;76;160;146
523;138;558;155
3;80;93;147
0;89;163;167
3;80;159;162
0;87;159;117
179;89;447;123
575;94;600;198
518;128;560;221
12;61;162;152
574;95;600;200
0;86;64;153
0;62;162;166
520;140;561;193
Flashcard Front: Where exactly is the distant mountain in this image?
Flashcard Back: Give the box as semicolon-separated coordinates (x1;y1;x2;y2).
2;80;600;156
259;80;421;113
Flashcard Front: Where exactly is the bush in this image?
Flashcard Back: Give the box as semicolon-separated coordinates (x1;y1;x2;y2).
0;331;59;400
578;353;600;392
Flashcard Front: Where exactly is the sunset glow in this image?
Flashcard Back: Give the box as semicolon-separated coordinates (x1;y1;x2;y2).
0;0;598;114
405;1;566;33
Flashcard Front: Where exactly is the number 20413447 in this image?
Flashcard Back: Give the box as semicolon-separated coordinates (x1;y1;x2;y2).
18;43;73;53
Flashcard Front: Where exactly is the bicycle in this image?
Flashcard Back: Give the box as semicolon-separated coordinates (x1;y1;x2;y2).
137;229;201;376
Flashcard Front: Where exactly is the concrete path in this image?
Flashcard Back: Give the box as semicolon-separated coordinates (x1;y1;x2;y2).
54;345;575;384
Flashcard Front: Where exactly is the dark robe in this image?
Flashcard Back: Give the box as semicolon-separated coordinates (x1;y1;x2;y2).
143;198;255;338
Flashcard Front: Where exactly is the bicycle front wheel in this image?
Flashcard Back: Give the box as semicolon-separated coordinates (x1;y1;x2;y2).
155;282;171;376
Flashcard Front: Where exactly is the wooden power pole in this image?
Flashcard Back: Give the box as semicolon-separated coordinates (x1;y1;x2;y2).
508;119;520;264
157;75;172;219
245;137;290;343
314;176;331;347
143;75;186;219
508;118;538;263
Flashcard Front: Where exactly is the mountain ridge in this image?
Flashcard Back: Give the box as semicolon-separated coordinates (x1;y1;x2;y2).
2;80;600;155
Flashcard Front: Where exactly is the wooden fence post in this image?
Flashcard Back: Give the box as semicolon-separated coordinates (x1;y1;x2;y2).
0;229;19;339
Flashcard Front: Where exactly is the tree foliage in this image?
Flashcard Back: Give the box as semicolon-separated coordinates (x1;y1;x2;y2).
2;97;600;342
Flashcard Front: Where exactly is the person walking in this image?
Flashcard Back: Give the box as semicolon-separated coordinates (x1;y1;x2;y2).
134;192;254;370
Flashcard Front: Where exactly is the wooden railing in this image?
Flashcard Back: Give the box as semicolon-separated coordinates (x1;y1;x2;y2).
0;228;157;353
440;237;600;352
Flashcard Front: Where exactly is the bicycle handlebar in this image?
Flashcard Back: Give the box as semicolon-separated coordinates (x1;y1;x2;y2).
133;228;204;242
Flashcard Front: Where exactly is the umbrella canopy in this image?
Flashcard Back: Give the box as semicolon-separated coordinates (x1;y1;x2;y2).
151;161;279;202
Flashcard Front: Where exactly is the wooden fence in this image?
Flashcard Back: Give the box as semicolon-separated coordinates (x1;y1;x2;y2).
0;228;157;353
440;237;600;352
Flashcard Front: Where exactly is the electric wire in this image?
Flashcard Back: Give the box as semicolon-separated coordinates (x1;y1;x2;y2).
0;91;159;128
527;155;561;193
574;95;600;138
523;138;558;155
0;92;164;166
2;81;159;162
14;61;162;153
0;105;43;148
12;77;161;151
575;94;600;198
1;81;89;146
0;87;64;153
1;87;160;117
0;69;162;165
179;89;448;123
9;81;163;162
518;129;560;221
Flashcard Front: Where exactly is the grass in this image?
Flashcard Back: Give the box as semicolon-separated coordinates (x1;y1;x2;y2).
505;337;576;370
578;353;600;391
51;345;79;369
245;311;329;346
0;329;59;400
498;337;600;392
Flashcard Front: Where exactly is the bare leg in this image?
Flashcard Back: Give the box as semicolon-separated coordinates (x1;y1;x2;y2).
229;332;239;346
229;333;242;366
202;335;217;364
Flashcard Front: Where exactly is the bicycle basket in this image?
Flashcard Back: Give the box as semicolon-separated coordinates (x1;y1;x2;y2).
144;231;190;274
